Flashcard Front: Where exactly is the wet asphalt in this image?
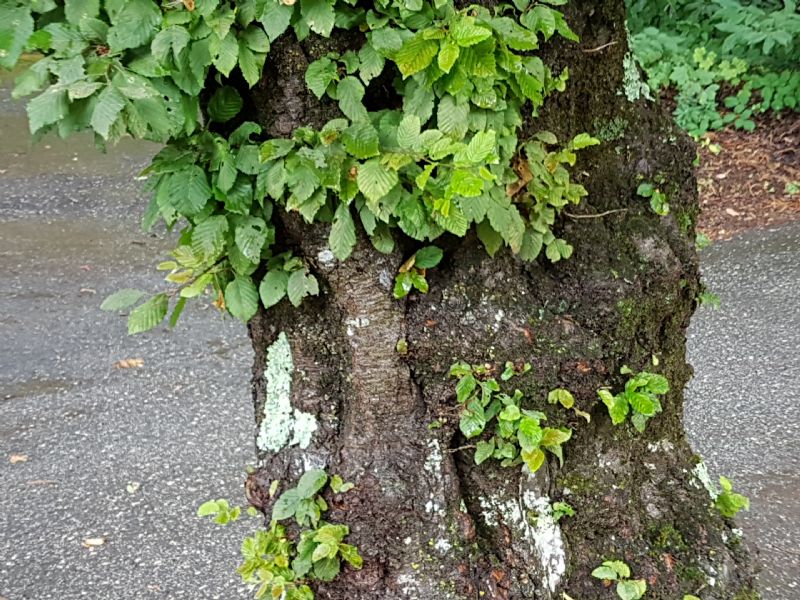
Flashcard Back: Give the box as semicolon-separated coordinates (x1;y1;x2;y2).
1;73;798;599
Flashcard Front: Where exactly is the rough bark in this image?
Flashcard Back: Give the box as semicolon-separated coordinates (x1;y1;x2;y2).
243;1;758;598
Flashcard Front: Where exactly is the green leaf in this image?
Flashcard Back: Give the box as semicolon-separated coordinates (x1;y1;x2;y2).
438;40;460;73
517;417;543;452
259;270;289;309
342;121;380;159
357;159;398;203
107;0;161;52
235;217;269;263
545;238;573;262
90;84;126;139
358;42;384;84
287;269;319;307
474;439;495;465
225;276;259;322
305;57;338;98
313;557;340;581
636;182;654;198
301;0;335;37
477;220;503;256
397;114;421;151
628;392;656;416
395;34;439;78
27;87;69;135
213;32;239;76
65;0;99;25
237;40;266;88
296;468;328;499
521;447;545;472
617;580;647;600
327;203;357;261
591;565;618;581
437;95;469;139
463;130;496;164
547;388;575;409
339;543;363;569
414;246;443;269
459;399;486;438
272;489;300;521
172;166;212;215
208;86;243;123
606;560;631;578
0;4;34;70
260;1;294;42
452;16;492;46
196;499;220;517
336;76;368;122
127;294;168;335
570;132;600;150
191;215;229;261
101;289;146;311
151;26;190;63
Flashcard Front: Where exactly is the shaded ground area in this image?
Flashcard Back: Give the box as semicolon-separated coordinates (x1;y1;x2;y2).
1;73;798;598
696;113;800;239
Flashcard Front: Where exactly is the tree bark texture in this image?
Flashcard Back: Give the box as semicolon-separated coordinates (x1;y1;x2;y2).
243;1;758;598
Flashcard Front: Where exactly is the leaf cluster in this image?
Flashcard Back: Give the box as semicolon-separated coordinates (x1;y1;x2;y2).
715;475;750;518
591;559;647;600
450;361;572;474
597;367;669;433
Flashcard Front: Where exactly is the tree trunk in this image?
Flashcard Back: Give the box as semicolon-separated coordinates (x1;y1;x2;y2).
244;1;758;598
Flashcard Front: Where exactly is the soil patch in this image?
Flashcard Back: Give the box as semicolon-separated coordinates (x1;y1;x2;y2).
696;112;800;239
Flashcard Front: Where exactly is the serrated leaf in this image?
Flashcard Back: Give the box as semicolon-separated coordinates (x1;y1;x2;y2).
358;42;385;84
208;86;242;122
305;57;338;98
27;87;69;134
259;270;289;308
336;76;368;122
301;0;335;37
477;220;503;256
90;85;125;139
238;40;266;88
464;130;496;164
437;95;469;139
101;289;145;311
0;5;34;70
329;203;357;261
191;215;228;261
235;217;269;262
287;269;319;307
397;114;421;151
438;40;460;73
414;246;443;268
342;121;380;159
547;388;575;409
297;468;328;498
452;16;492;46
171;166;212;215
225;276;259;322
127;294;168;335
213;32;239;76
357;159;398;203
107;0;160;52
395;34;439;78
474;439;495;465
260;1;293;42
545;238;573;262
151;26;190;63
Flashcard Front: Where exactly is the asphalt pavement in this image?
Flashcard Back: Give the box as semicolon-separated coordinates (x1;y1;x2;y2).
1;72;798;599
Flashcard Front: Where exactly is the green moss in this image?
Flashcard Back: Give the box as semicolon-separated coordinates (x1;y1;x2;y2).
651;524;688;552
676;565;706;587
594;116;628;142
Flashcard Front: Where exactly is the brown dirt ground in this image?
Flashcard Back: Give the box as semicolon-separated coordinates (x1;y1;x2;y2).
696;112;800;240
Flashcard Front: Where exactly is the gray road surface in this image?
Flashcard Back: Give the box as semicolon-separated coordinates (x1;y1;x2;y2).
1;72;798;598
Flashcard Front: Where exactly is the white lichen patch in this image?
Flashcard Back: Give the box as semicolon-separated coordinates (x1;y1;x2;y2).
423;439;443;477
648;439;675;453
692;461;719;499
317;248;335;267
256;332;318;453
345;316;370;337
523;491;567;594
433;538;452;554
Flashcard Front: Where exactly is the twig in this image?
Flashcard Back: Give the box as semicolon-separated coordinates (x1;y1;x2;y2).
564;208;628;219
582;41;618;54
447;444;476;454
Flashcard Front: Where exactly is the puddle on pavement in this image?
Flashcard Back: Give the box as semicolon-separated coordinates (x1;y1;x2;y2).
2;378;77;402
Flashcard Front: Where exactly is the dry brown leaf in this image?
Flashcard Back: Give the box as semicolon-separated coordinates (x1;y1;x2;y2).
114;358;144;369
182;0;195;10
82;537;106;548
725;208;742;217
10;454;28;464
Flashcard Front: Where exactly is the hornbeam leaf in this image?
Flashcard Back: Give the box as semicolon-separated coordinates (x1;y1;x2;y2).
127;294;168;335
357;159;398;203
329;203;357;261
225;276;259;322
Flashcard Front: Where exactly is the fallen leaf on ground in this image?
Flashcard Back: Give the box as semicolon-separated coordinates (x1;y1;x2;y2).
10;454;28;464
127;482;141;494
114;358;144;369
725;208;742;217
82;537;106;548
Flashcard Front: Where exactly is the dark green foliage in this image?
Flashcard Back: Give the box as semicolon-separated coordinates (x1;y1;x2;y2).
627;0;800;135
